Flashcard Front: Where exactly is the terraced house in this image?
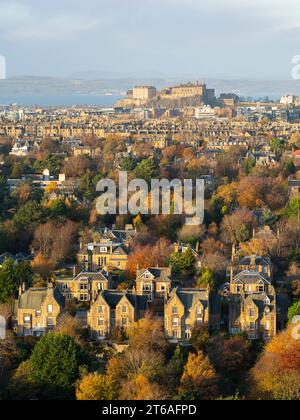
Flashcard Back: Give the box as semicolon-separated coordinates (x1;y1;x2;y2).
14;284;64;337
88;290;148;340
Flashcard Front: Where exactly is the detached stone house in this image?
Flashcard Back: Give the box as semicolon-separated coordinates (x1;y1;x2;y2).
135;267;173;302
14;284;64;337
164;287;220;342
229;271;276;341
56;270;111;303
78;241;129;271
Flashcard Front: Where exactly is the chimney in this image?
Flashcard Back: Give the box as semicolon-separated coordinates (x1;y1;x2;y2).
22;282;26;293
230;266;234;283
250;255;256;266
88;249;93;272
19;285;23;297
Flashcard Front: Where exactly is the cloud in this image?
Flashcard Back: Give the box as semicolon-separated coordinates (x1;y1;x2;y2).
0;1;101;40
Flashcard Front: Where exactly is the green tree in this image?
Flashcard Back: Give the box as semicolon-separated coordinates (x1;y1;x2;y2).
288;300;300;323
284;197;300;219
0;259;31;303
197;268;216;289
13;201;44;231
120;156;136;171
29;333;82;400
134;158;158;184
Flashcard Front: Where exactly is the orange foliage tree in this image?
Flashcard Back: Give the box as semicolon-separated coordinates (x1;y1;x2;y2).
249;325;300;400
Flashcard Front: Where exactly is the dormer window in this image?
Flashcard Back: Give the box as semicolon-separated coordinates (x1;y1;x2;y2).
256;284;264;293
100;247;108;253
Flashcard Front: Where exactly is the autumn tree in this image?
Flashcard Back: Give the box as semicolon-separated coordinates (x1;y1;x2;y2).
249;326;300;400
76;372;118;400
120;374;168;400
179;351;219;400
221;208;257;245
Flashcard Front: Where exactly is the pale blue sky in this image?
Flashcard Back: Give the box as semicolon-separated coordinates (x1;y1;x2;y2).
0;0;299;79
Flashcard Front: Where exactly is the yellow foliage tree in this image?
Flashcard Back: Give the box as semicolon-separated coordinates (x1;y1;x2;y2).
249;325;300;400
179;351;219;400
76;372;118;400
120;374;167;400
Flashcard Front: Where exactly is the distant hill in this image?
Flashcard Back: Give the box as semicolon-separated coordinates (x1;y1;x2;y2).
1;76;300;98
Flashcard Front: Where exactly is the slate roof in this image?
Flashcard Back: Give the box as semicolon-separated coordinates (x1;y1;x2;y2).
74;270;109;282
17;287;64;310
233;270;270;285
137;267;172;282
239;255;271;266
99;290;148;311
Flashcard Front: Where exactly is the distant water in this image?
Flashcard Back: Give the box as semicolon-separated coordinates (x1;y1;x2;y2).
0;95;122;107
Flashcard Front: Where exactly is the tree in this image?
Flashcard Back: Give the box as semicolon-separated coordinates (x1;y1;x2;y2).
190;325;210;352
120;156;136;171
0;259;31;303
197;268;216;289
76;372;118;400
249;326;300;400
55;314;83;345
221;208;257;245
29;333;82;400
120;374;168;400
284;197;300;219
134;158;158;184
169;248;196;277
127;315;168;354
288;301;300;323
179;351;219;400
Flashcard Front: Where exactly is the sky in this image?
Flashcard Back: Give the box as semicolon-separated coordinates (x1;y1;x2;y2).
0;0;300;80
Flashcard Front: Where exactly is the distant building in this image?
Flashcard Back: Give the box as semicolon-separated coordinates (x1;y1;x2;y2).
288;179;300;198
132;86;157;100
280;95;297;105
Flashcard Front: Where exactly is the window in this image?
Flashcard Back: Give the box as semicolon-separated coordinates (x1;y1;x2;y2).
172;318;179;327
80;294;88;302
99;306;104;314
122;306;127;313
143;284;152;292
98;318;104;326
35;310;41;317
47;305;53;314
172;306;178;315
185;331;191;340
80;283;88;291
249;322;256;331
122;317;128;326
98;283;103;291
196;307;202;318
47;318;54;327
257;285;264;293
99;330;105;338
100;247;108;253
249;309;255;317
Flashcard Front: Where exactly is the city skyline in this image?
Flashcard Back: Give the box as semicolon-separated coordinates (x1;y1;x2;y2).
1;0;300;80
